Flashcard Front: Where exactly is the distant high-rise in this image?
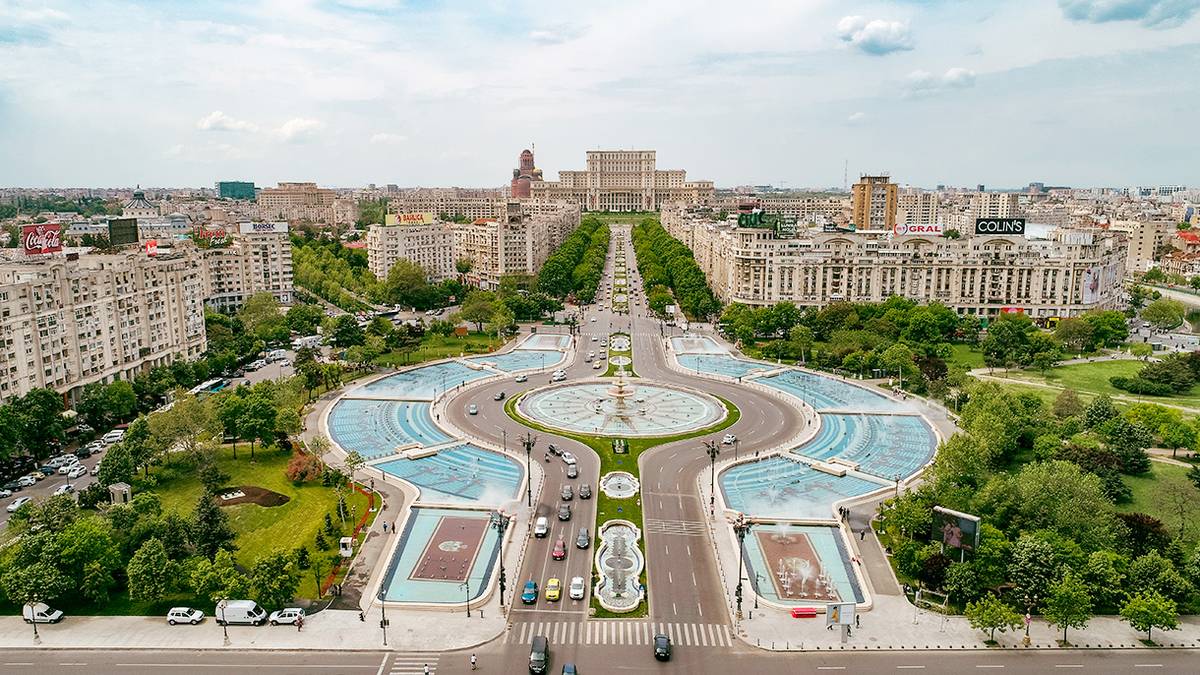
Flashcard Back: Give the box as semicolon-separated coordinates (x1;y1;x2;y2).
851;175;897;230
217;181;257;201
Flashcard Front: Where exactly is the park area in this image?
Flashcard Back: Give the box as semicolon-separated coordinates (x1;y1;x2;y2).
990;359;1200;412
373;331;503;368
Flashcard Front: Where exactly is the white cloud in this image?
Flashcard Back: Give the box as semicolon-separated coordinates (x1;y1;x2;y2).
836;16;914;55
275;117;324;142
905;67;977;95
369;132;407;145
529;24;586;45
847;111;867;124
196;110;259;133
1059;0;1200;29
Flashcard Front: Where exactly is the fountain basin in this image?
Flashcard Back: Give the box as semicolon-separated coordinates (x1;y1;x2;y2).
594;520;645;613
599;471;640;499
516;380;726;437
609;336;632;352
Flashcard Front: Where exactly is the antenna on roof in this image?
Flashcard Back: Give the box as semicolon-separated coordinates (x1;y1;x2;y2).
842;160;848;192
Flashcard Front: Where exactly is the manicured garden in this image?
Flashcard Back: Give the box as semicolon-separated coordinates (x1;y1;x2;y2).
374;332;504;368
997;360;1200;411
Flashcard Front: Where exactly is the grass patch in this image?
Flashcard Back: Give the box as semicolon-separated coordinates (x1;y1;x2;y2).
601;332;634;377
1118;461;1200;543
947;343;985;369
373;332;504;368
999;360;1200;410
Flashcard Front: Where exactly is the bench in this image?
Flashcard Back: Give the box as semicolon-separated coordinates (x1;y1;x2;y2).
790;607;820;618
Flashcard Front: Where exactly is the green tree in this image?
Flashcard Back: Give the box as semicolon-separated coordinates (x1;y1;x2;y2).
238;390;278;459
1159;421;1195;459
328;314;365;348
249;551;301;611
1081;310;1129;348
1054;318;1093;355
148;394;218;468
12;388;66;460
789;324;815;364
965;595;1023;642
384;259;431;308
190;549;250;603
191;491;237;559
1044;572;1092;643
1120;591;1179;642
459;291;496;332
127;537;174;602
286;304;325;336
97;439;136;486
1141;299;1185;331
1052;389;1085;419
0;561;70;616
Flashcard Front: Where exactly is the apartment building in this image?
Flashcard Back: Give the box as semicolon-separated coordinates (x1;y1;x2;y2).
667;215;1127;320
386;189;507;222
897;189;940;225
851;175;897;230
257;182;348;224
203;222;295;311
0;245;208;402
1109;219;1173;274
366;220;456;281
530;150;714;211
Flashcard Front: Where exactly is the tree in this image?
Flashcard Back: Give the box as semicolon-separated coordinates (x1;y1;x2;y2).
286;304;325;336
238;390;278;459
965;595;1023;642
1083;394;1119;429
190;548;249;603
1044;572;1092;643
1120;591;1179;642
191;491;237;559
216;392;245;456
1052;389;1085;419
97;439;136;486
104;381;138;423
384;259;431;308
1141;299;1185;331
1189;464;1200;491
127;537;174;602
1081;310;1129;348
789;325;814;364
455;258;472;275
487;305;516;339
0;561;70;616
148;394;218;468
328;314;365;348
249;551;301;611
1159;420;1195;458
12;388;66;459
1054;318;1093;355
239;292;288;343
343;450;365;478
459;291;496;332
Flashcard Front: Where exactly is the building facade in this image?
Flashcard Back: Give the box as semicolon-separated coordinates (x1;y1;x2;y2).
366;221;456;282
897;189;940;225
0;246;208;402
217;181;257;201
203;222;295;311
531;150;714;211
851;175;897;230
257;182;339;224
510;149;543;199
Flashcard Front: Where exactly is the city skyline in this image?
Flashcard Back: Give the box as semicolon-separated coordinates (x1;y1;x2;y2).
2;0;1199;189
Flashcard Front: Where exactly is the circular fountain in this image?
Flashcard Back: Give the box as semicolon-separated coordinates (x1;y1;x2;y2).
517;374;725;437
599;471;640;499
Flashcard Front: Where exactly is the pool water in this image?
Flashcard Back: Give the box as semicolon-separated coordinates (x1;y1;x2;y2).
328;400;450;459
374;443;523;505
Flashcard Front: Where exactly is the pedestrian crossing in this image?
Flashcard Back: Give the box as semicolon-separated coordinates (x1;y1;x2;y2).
644;518;708;536
507;620;733;648
386;653;441;674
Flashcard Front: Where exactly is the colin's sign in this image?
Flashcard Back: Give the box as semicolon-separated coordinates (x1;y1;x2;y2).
974;218;1026;235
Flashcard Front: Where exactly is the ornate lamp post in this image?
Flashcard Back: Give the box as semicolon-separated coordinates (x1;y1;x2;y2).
704;440;720;517
461;580;472;617
521;433;537;508
490;511;510;609
733;513;752;621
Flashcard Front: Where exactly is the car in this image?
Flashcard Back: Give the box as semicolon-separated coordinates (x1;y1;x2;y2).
91;464;101;476
22;602;64;624
269;608;305;626
600;339;608;347
592;361;602;370
557;503;571;521
7;496;32;513
562;664;577;675
722;434;737;445
18;475;38;487
77;424;94;434
67;465;87;479
578;484;592;500
515;374;528;383
552;538;567;560
48;455;74;468
521;580;539;604
534;516;549;538
653;633;672;661
0;489;10;499
38;465;58;476
74;447;93;460
52;484;75;497
166;607;204;625
546;444;562;456
552;372;566;382
468;404;478;415
58;462;81;475
584;354;592;363
566;464;578;479
560;451;576;465
4;480;24;492
560;485;573;501
575;528;590;549
494;391;506;401
568;576;585;601
544;578;561;602
590;336;597;342
589;317;596;322
587;351;595;359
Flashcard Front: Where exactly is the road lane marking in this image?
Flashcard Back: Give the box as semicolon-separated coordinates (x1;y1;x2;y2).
376;654;387;675
1133;667;1162;669
668;571;673;583
975;666;1005;669
1054;667;1083;669
896;667;925;670
817;668;846;671
115;665;377;669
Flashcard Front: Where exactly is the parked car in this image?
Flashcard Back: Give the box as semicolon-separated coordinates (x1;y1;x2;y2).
101;430;125;445
17;475;37;487
215;600;267;626
653;634;672;661
560;485;573;501
534;516;549;538
22;602;64;624
7;496;33;513
67;465;87;479
544;578;561;602
58;462;81;475
0;488;10;499
52;484;75;497
568;576;586;601
578;484;592;500
468;404;479;415
74;447;93;460
557;504;571;521
3;480;23;492
576;528;590;549
521;580;539;604
269;608;305;626
552;538;566;561
91;464;101;476
166;607;204;625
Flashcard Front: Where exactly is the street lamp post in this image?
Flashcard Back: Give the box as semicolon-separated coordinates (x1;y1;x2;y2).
378;589;389;646
490;511;510;609
754;573;762;610
733;513;752;621
218;598;229;643
521;433;536;508
704;440;720;517
734;438;740;462
462;580;472;617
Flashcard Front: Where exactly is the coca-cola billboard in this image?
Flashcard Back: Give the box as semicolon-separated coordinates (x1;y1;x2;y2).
22;224;63;255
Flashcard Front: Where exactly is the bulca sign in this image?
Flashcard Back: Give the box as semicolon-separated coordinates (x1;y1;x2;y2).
974;218;1025;235
23;223;63;255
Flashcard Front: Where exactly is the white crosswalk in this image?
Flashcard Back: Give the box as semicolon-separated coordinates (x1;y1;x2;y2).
387;653;441;675
507;621;733;648
644;518;708;536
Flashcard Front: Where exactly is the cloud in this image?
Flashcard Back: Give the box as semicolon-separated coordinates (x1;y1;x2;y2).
905;67;977;95
836;16;914;55
369;132;407;144
275;118;324;142
529;24;586;45
1059;0;1200;29
196;111;259;133
847;111;867;124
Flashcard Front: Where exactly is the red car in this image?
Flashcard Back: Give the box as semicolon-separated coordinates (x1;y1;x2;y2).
552;538;567;561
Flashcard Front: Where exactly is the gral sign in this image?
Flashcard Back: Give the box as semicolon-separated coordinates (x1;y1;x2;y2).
108;217;139;246
974;218;1026;235
386;212;435;226
238;221;289;234
22;224;63;255
894;223;943;236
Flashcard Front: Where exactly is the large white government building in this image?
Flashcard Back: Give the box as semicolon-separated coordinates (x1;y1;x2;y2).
530;150;713;212
662;205;1127;320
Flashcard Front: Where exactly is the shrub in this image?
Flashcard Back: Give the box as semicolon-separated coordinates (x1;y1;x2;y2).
285;453;324;483
1109;376;1173;397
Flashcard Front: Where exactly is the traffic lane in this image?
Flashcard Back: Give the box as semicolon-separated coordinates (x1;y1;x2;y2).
0;650;389;675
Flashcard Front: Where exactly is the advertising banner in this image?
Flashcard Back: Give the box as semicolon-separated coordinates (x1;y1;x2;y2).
974;218;1026;236
145;239;159;257
932;505;981;551
894;223;943;236
826;602;856;627
108;217;139;246
385;212;435;226
238;221;289;234
22;224;63;255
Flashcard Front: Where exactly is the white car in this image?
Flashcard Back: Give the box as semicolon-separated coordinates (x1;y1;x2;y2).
67;465;87;479
560;451;576;465
722;434;737;445
16;475;36;488
22;602;63;624
7;496;32;513
569;576;586;601
58;462;81;475
593;361;603;369
269;608;305;626
52;484;75;497
515;374;528;383
167;607;204;625
91;463;102;476
591;336;598;342
0;489;10;498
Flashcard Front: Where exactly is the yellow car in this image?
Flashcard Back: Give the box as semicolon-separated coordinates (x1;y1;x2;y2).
545;578;561;602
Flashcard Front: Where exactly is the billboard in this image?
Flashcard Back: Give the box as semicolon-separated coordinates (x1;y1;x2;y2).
932;506;981;552
1082;260;1122;305
894;223;944;236
108;217;139;246
974;218;1026;236
238;221;289;235
826;602;856;627
145;239;159;257
22;224;63;255
385;212;435;226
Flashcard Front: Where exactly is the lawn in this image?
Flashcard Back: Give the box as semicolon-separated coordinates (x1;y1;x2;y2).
374;331;504;367
947;343;985;369
1001;360;1200;410
146;444;371;598
1119;461;1200;544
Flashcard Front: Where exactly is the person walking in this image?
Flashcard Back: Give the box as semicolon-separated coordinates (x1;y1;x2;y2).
471;653;477;670
423;665;430;675
296;614;304;632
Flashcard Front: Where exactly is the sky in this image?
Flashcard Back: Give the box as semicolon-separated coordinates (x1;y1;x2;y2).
1;0;1198;189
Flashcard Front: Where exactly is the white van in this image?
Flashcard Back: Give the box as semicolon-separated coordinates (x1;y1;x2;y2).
215;600;267;626
23;602;64;624
534;516;549;538
101;429;125;446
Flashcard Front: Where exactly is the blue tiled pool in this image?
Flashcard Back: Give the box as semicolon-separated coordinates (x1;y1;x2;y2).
791;414;935;480
328;400;450;459
468;349;563;372
720;457;881;520
379;507;501;603
743;524;864;604
360;361;491;400
677;354;769;379
758;370;893;411
670;335;728;355
518;334;571;350
375;444;523;505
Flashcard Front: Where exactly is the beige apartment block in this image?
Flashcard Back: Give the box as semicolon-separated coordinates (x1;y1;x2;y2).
367;222;456;282
897;189;941;225
851;175;897;230
257;182;341;224
0;246;208;403
531;150;713;211
204;222;295;311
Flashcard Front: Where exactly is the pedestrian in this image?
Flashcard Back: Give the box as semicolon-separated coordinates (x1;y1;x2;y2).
424;665;430;675
383;521;388;533
471;653;477;670
860;529;867;541
855;614;861;628
296;615;304;632
359;611;365;622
